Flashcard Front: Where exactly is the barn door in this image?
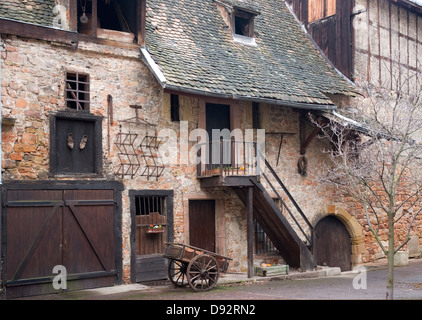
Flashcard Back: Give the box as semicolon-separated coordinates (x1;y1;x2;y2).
189;200;216;252
3;187;120;299
314;216;351;271
4;190;63;298
63;190;116;289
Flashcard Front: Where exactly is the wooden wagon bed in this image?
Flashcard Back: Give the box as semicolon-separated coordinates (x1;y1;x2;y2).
163;242;232;291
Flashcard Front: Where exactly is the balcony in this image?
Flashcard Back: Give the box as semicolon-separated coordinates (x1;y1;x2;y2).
196;140;261;188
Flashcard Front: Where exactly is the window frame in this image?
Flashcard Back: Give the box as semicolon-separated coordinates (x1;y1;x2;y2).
71;0;145;45
65;71;90;111
49;111;103;177
232;8;256;38
170;94;180;122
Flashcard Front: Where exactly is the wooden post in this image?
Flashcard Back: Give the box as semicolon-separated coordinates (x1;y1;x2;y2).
138;0;147;46
91;0;98;37
247;186;254;278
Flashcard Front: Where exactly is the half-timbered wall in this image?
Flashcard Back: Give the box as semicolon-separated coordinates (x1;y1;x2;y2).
354;0;422;93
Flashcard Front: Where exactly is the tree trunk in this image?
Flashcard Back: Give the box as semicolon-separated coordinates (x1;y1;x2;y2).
386;218;395;300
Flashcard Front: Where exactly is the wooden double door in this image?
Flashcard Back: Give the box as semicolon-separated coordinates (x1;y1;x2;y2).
2;183;122;299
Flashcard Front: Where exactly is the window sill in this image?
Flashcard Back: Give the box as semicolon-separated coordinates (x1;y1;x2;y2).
97;28;135;43
232;34;257;47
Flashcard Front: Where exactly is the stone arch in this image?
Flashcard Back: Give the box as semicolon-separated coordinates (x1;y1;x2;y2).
314;205;366;267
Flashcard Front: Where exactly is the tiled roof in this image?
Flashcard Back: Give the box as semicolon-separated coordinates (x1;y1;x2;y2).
143;0;356;109
0;0;55;27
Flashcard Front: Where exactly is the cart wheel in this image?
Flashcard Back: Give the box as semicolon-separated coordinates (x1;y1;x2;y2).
168;259;189;287
187;254;220;292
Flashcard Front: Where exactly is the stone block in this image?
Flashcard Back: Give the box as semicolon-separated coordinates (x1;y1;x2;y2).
325;267;341;277
408;235;421;258
394;251;409;267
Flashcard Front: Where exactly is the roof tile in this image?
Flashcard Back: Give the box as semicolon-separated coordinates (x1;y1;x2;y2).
144;0;356;108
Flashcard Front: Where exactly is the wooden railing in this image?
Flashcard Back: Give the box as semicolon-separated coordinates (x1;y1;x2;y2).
196;140;260;177
256;149;318;249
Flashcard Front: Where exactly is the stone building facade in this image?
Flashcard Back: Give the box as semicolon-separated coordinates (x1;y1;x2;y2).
2;0;419;298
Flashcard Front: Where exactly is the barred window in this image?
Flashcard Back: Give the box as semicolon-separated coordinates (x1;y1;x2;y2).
65;72;90;111
135;195;167;216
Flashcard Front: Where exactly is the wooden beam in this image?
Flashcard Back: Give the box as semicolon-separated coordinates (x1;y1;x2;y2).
138;0;147;46
301;126;321;155
247;186;254;278
299;113;323;155
68;0;78;32
0;18;78;48
91;0;98;37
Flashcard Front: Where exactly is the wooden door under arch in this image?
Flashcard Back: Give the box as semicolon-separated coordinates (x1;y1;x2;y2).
314;215;351;271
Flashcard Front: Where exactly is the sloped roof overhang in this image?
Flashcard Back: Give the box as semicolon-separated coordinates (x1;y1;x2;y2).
141;47;337;112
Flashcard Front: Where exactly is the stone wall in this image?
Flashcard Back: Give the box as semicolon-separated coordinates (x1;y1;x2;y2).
2;27;420;283
0;32;340;277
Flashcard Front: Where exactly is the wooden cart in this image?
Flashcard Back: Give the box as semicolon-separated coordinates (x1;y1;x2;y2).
163;242;232;291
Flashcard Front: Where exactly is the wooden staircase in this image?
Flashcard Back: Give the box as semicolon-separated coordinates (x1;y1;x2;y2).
234;179;315;271
197;139;316;272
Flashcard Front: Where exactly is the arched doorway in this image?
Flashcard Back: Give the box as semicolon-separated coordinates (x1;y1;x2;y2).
314;215;352;271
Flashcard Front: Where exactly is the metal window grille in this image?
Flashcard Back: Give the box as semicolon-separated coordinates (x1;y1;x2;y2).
254;220;278;254
65;72;90;111
135;195;167;216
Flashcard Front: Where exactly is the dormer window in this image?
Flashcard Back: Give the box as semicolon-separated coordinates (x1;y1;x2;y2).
233;8;256;38
231;7;259;46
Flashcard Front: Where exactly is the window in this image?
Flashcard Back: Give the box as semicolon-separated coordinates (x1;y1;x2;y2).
233;8;255;37
254;220;278;254
65;72;90;111
252;102;260;129
76;0;140;43
308;0;336;23
97;0;136;33
50;112;102;175
170;94;180;122
135;195;167;216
